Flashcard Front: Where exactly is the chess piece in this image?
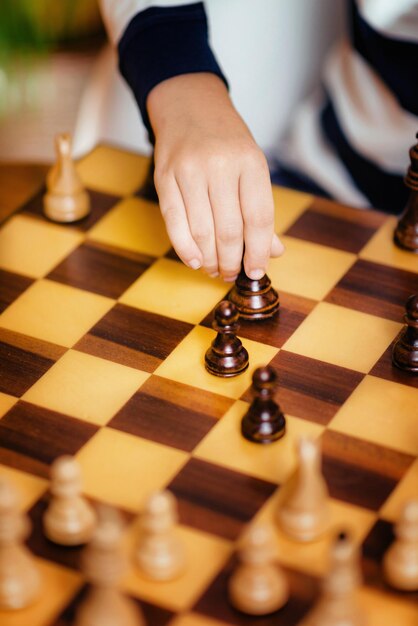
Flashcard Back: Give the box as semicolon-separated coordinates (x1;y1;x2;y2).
228;265;279;320
205;300;249;377
0;478;41;610
135;490;185;581
299;531;365;626
276;437;330;542
138;153;158;203
241;365;286;443
75;505;145;626
392;294;418;373
43;132;90;223
394;134;418;253
228;524;288;615
43;455;97;546
383;499;418;591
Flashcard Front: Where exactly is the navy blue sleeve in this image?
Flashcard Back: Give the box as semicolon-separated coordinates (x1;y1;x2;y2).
118;2;228;141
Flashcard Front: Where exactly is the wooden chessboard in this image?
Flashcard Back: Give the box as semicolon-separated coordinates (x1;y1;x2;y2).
0;144;417;626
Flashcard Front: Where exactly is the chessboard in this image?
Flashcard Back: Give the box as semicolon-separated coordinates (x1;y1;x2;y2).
0;143;417;626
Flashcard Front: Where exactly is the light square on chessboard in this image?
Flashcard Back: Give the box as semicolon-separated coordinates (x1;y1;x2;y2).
88;196;171;257
0;214;83;278
359;216;418;272
23;349;148;426
267;236;356;300
329;375;418;456
0;392;17;417
252;493;376;576
272;185;313;233
359;587;418;626
122;522;232;612
194;400;324;484
76;427;188;511
0;558;81;626
379;458;418;522
76;144;149;196
0;463;47;512
120;258;229;324
282;302;402;373
155;325;278;399
0;279;114;348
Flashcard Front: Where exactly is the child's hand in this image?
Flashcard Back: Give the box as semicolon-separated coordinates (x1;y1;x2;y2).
148;73;284;282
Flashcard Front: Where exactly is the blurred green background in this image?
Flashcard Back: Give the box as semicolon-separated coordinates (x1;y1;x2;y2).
0;0;104;117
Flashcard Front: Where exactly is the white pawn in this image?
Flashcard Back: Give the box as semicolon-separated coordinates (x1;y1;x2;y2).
300;531;366;626
75;505;145;626
43;132;90;223
383;499;418;591
0;477;42;610
135;490;185;581
276;436;330;542
43;455;97;546
228;524;289;615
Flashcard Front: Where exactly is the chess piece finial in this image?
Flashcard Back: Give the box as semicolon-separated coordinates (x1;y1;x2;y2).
75;505;145;626
135;490;185;581
392;293;418;373
228;524;289;615
0;478;42;610
394;133;418;253
299;531;365;626
228;265;280;320
205;300;249;376
276;436;330;542
43;132;90;223
241;365;286;443
383;499;418;591
43;455;97;546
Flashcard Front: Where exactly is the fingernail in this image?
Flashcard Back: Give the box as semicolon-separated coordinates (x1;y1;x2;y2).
189;259;201;270
223;275;238;283
209;271;219;278
248;269;264;280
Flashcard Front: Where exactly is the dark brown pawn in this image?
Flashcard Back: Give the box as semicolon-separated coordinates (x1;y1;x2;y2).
392;294;418;373
228;266;279;320
138;153;159;203
394;134;418;253
205;301;249;377
241;366;286;443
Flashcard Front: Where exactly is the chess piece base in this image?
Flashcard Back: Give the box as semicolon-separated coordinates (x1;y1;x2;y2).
241;406;286;444
277;507;330;542
44;190;90;223
205;347;249;377
136;537;186;581
43;498;97;546
383;545;418;591
0;546;42;610
392;329;418;373
228;565;289;615
228;272;279;320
